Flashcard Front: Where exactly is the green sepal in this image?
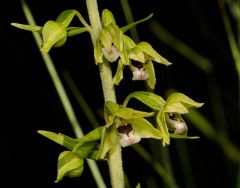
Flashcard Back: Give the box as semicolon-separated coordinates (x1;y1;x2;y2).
119;42;130;65
164;102;189;114
41;20;67;52
113;59;124;85
76;126;104;143
73;141;99;160
129;118;162;139
67;27;88;37
11;23;42;32
156;109;170;146
166;93;204;109
121;13;153;33
135;42;172;65
123;35;136;50
114;107;154;119
144;60;156;89
123;91;165;110
104;101;120;126
98;125;119;159
55;151;84;183
37;130;78;150
94;39;103;64
169;134;200;139
101;9;116;27
56;10;78;28
73;127;104;159
100;27;113;53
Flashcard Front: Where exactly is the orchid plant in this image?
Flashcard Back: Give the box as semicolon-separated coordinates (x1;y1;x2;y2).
12;0;203;187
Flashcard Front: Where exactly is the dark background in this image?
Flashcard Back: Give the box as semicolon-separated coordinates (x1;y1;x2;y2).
2;0;239;187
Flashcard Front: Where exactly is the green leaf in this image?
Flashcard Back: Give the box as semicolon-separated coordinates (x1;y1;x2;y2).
11;23;42;32
156;110;170;146
169;134;200;139
123;91;165;110
130;118;162;139
67;27;88;37
55;151;84;183
37;130;78;150
101;9;116;27
104;101;120;126
98;125;119;159
113;59;124;85
136;42;172;65
56;10;78;28
166;93;204;108
164;102;189;114
94;39;103;64
121;13;153;33
41;20;67;52
144;60;156;89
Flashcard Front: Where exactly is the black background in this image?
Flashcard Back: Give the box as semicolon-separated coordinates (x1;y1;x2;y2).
2;0;239;187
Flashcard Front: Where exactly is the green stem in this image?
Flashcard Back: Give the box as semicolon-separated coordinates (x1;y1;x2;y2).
86;0;124;187
21;1;106;187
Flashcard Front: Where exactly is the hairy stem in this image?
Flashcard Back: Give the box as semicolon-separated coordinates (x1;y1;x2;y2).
86;0;124;187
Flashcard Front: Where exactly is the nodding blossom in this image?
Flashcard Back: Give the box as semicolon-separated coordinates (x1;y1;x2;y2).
117;124;141;147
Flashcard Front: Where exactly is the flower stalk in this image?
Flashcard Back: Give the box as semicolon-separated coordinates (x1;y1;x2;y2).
86;0;124;187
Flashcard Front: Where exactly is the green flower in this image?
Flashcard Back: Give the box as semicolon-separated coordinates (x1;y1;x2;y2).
11;10;89;52
98;101;162;159
123;91;204;146
94;9;172;89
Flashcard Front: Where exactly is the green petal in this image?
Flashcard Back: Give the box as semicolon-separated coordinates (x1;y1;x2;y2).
55;151;84;183
113;59;124;85
156;110;170;146
128;46;145;63
121;13;153;33
136;42;172;65
144;60;156;90
123;35;136;50
101;9;116;27
11;23;42;32
56;10;78;28
106;24;123;51
100;27;112;52
130;118;162;139
123;91;165;110
166;93;204;108
41;20;67;52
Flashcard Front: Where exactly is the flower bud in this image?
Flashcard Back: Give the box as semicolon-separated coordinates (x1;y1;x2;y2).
102;46;120;62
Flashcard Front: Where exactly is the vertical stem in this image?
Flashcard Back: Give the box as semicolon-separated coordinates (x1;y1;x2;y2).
86;0;124;187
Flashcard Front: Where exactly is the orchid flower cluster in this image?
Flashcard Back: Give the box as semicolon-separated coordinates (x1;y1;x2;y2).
12;8;203;183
